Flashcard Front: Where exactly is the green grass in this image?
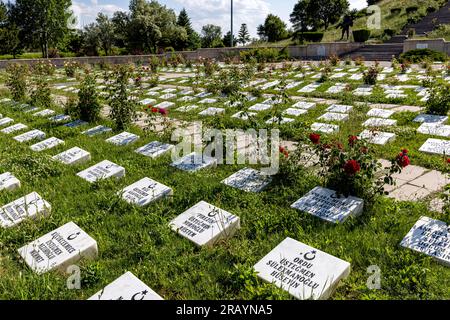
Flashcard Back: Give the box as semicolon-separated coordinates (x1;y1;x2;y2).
0;64;450;300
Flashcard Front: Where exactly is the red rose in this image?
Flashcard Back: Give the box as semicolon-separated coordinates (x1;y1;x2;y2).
158;108;168;116
397;153;410;168
151;107;158;113
309;133;321;145
402;149;408;154
447;158;450;164
348;135;358;146
343;160;361;175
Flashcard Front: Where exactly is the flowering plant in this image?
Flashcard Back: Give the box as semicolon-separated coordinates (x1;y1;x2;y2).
64;61;81;77
309;133;409;200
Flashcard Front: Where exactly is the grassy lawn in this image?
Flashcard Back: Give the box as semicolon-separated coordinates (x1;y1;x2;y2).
0;62;449;300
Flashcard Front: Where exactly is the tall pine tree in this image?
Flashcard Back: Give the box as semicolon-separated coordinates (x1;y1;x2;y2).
237;23;250;45
177;8;200;50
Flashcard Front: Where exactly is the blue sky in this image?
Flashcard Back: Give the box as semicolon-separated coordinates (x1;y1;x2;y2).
72;0;368;36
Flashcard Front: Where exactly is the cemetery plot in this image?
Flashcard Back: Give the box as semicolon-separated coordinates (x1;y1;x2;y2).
366;108;395;118
120;177;172;207
253;237;351;300
265;117;295;124
318;112;349;122
198;107;225;116
13;129;45;143
311;122;339;134
363;118;397;127
291;187;364;223
154;101;175;109
18;221;98;274
77;160;125;183
326;104;353;113
1;123;27;134
30;137;64;152
413;114;448;124
231;111;257;120
400;216;450;267
135;141;174;159
0;172;21;191
171;152;217;172
82;125;112;136
169;201;240;247
52;147;91;165
283;108;307;117
417;123;450;138
292;101;316;110
222;168;272;193
359;130;395;145
49;114;71;123
0;117;14;126
0;192;51;228
64;120;88;128
419;138;450;155
248;103;272;112
89;272;163;300
106;132;140;146
33;109;55;117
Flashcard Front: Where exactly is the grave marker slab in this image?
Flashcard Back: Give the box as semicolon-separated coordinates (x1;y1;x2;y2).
1;123;27;134
0;117;14;126
253;237;351;300
171;152;217;172
311;123;339;134
367;108;395;118
419;138;450;155
88;272;163;300
359;130;396;145
135;141;174;159
283;108;307;117
30;136;64;151
82;125;112;136
53;147;91;165
400;216;450;266
222;168;272;192
106;132;140;146
33;109;55;117
249;103;272;112
169;201;240;247
363;118;397;127
292;101;316;110
77;160;125;183
0;192;50;228
231;111;257;120
413;114;448;124
199;107;225;116
120;177;172;207
49;114;71;123
13;129;45;143
64;120;88;128
139;98;157;105
265;117;295;124
318;112;349;122
326;104;353;114
18;221;98;274
417;123;450;138
291;186;364;223
0;172;20;191
154;101;175;109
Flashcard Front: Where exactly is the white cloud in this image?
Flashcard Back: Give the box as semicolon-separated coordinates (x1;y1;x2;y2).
174;0;271;38
71;0;125;29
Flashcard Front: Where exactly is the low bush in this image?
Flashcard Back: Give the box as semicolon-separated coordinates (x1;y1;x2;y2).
399;49;448;63
352;29;371;42
5;63;29;102
293;31;324;43
390;8;402;15
425;81;450;116
406;6;419;14
240;48;287;63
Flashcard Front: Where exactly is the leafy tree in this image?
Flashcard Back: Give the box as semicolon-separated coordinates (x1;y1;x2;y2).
111;11;130;49
201;24;223;48
0;2;22;57
290;0;349;31
238;23;250;45
223;31;236;47
11;0;74;58
96;13;115;56
127;0;187;53
82;23;100;56
177;8;200;50
257;14;288;42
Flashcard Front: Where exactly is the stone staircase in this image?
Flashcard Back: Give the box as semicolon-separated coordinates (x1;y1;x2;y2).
342;43;404;61
401;1;450;36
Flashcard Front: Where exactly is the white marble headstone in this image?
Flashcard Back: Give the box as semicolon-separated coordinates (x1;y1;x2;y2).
82;125;112;136
135;141;174;159
1;123;27;134
18;221;98;274
88;272;163;300
198;107;225;116
0;117;14;126
318;112;349;122
0;172;21;191
30;137;64;152
222;168;272;193
169;201;240;247
52;147;91;165
359;130;395;145
120;177;172;207
106;132;140;146
13;129;46;142
311;123;339;134
291;187;364;223
77;160;125;183
419;138;450;155
367;108;394;119
254;237;351;300
0;192;51;228
249;103;272;112
417;123;450;138
363;118;397;127
413;114;448;124
171;152;217;172
326;104;353;114
400;216;450;266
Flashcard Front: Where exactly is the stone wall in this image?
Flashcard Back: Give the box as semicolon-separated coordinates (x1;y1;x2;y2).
0;42;366;69
403;38;450;55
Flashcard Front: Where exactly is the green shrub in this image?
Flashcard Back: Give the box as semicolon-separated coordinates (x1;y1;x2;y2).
425;82;450;116
399;49;448;63
75;72;101;122
5;63;29;102
240;48;285;63
352;29;371;42
363;66;379;85
293;31;324;43
426;6;437;14
383;29;396;37
390;8;402;15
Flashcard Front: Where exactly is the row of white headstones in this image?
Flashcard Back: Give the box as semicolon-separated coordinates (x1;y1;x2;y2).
0;104;449;300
